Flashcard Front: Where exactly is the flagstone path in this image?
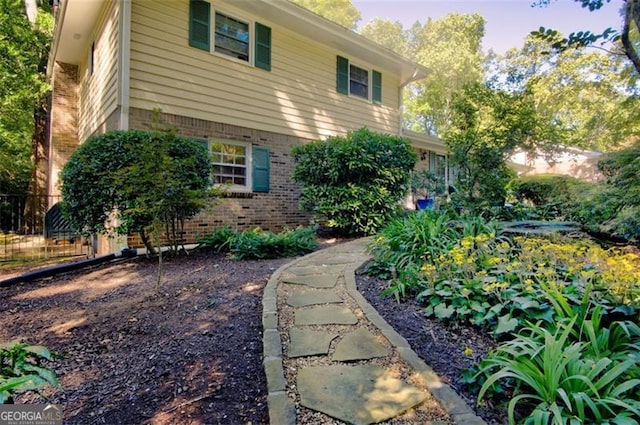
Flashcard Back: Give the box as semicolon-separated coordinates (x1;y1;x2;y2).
262;238;486;425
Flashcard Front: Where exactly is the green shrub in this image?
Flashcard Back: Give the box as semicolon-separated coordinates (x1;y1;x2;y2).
1;341;60;404
198;226;318;259
196;226;235;252
61;130;213;254
292;128;416;236
511;174;585;206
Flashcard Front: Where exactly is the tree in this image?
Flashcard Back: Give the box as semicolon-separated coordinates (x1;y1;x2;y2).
445;83;549;208
60;130;213;256
292;128;416;236
0;0;52;194
359;18;408;56
404;14;487;136
289;0;361;30
489;35;640;151
531;0;640;75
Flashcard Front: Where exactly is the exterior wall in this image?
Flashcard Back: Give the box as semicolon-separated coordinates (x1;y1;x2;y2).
127;107;313;247
48;62;79;197
78;0;120;142
510;150;603;182
128;0;400;142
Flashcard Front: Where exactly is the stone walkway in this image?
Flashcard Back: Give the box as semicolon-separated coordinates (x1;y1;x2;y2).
262;238;486;425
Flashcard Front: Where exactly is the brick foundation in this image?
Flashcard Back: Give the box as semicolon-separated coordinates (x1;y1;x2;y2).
127;108;313;247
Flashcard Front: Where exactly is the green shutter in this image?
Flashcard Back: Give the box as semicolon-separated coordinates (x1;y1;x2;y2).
189;0;210;51
429;152;436;171
252;147;270;192
255;22;271;71
336;56;349;94
372;70;382;104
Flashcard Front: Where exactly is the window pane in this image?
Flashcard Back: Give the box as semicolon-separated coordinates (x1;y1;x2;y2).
350;81;368;99
349;64;368;99
214;12;249;61
211;142;248;188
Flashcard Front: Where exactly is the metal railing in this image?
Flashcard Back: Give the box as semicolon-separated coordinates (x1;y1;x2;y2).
0;194;92;262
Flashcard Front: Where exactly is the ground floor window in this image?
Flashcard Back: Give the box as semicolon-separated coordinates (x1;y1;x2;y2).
209;141;250;189
201;139;270;193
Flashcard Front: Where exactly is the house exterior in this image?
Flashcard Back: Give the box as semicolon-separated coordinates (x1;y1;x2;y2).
509;147;603;182
46;0;447;251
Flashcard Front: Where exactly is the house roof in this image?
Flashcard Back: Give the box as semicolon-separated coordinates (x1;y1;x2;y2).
48;0;429;85
403;130;447;154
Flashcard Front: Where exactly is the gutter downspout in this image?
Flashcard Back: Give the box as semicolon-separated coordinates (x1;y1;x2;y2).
46;0;69;81
118;0;131;131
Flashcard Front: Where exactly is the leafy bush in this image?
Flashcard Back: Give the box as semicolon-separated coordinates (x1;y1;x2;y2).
368;212;640;334
1;341;60;404
196;226;235;252
61;130;213;254
292;128;416;236
511;174;585;206
198;226;318;259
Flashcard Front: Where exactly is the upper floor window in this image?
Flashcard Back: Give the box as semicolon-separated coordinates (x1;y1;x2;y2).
349;64;368;99
214;12;249;62
336;56;382;104
189;0;271;71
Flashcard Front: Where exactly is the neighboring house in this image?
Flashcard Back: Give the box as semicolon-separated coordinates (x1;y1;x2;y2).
509;147;603;182
45;0;447;252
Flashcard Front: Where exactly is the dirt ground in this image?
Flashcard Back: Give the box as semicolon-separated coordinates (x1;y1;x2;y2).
1;250;290;424
1;241;503;424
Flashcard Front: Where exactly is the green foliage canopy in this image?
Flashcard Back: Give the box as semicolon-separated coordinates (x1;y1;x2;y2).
0;0;52;193
290;0;361;30
60;130;212;252
292;128;416;236
445;82;550;207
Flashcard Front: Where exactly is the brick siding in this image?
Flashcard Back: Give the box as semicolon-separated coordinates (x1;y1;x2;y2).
127;108;313;247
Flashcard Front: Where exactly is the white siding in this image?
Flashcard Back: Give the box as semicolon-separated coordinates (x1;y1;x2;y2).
78;0;120;141
129;0;400;140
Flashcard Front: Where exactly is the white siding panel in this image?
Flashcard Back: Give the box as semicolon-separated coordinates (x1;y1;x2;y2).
78;0;120;141
129;0;399;140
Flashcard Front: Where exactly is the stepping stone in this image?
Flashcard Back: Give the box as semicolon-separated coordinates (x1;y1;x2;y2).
282;274;338;288
333;328;388;361
288;328;338;358
307;255;364;265
295;305;358;326
297;365;427;425
287;288;342;307
286;264;344;276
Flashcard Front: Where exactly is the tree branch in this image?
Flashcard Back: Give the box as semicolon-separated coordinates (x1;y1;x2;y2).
621;0;640;74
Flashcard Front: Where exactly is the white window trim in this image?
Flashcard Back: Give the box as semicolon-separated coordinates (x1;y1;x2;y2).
208;139;253;193
211;8;254;67
348;61;371;102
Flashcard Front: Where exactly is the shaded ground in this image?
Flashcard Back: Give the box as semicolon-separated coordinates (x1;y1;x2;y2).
2;238;503;424
1;250;290;424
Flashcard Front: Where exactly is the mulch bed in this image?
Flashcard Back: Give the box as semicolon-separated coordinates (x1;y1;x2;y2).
2;240;506;424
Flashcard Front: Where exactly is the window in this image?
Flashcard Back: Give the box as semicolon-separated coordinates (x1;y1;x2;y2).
349;64;368;99
202;140;270;193
336;56;382;103
189;1;271;71
215;12;249;62
210;141;249;187
435;154;447;181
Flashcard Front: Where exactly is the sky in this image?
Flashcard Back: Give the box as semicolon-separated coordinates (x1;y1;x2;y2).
352;0;622;54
